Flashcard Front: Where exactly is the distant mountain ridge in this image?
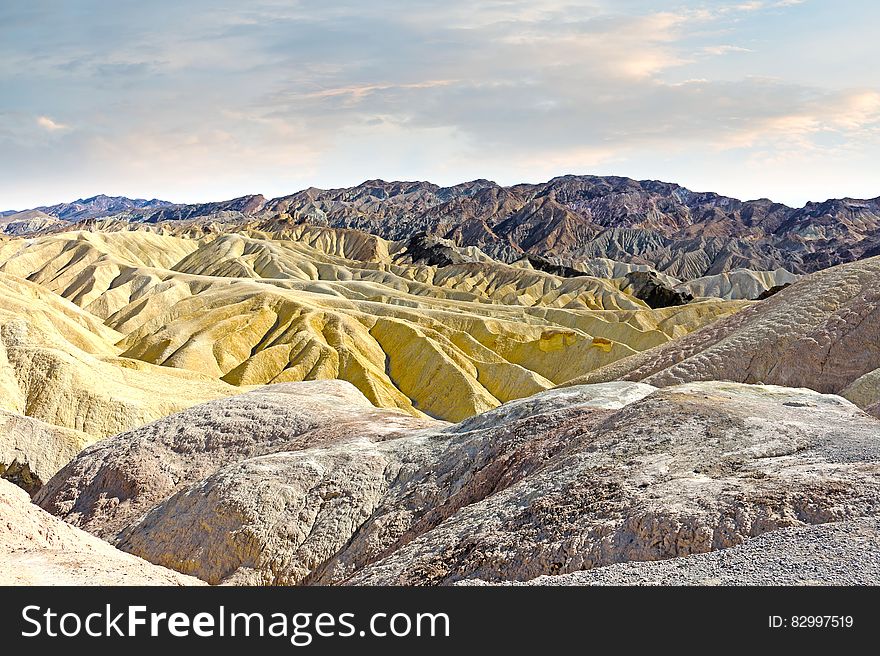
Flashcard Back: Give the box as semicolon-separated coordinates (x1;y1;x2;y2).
35;194;173;221
5;175;880;280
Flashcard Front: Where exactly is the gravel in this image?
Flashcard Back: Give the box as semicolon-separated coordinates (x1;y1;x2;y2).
459;519;880;585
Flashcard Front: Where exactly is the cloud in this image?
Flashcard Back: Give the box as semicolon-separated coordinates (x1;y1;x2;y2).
831;91;880;130
35;116;68;132
707;88;880;152
702;45;754;55
301;80;459;105
0;0;874;209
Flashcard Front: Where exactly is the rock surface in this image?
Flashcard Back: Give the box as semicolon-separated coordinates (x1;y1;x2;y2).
0;479;202;585
565;255;880;408
458;519;880;585
0;270;238;438
842;368;880;413
677;267;799;301
346;382;880;585
35;381;437;541
0;409;91;494
622;270;693;308
38;380;880;586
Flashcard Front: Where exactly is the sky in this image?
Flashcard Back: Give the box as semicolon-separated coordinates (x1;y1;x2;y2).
1;0;879;209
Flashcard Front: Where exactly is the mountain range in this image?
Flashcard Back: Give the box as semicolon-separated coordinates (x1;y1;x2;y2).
4;176;880;280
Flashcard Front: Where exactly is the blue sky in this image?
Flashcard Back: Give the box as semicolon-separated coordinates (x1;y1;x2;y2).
1;0;878;208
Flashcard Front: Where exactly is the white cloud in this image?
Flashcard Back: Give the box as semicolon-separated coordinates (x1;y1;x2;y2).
702;45;754;55
831;91;880;130
710;89;880;152
0;0;874;209
35;116;68;132
301;80;459;105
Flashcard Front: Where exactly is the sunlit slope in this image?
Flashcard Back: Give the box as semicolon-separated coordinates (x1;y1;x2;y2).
562;254;880;412
0;271;237;437
170;229;647;310
0;228;746;422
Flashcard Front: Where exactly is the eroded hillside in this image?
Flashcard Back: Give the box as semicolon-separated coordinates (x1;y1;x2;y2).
564;253;880;409
33;379;880;585
4;223;880;586
0;226;744;430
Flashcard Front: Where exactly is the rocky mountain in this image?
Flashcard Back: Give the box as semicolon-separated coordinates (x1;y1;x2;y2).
1;195;173;236
0;209;69;236
140;194;268;222
252;177;878;280
7;176;880;280
35;194;172;221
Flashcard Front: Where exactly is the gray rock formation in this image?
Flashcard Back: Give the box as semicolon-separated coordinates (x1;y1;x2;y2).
398;233;489;267
37;380;880;586
458;519;880;586
35;380;436;541
676;267;799;301
346;382;880;585
0;210;70;236
842;368;880;412
0;409;90;495
621;270;693;308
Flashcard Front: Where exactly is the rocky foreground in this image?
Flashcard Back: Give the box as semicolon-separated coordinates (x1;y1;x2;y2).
24;378;880;586
0;479;201;585
460;519;880;586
